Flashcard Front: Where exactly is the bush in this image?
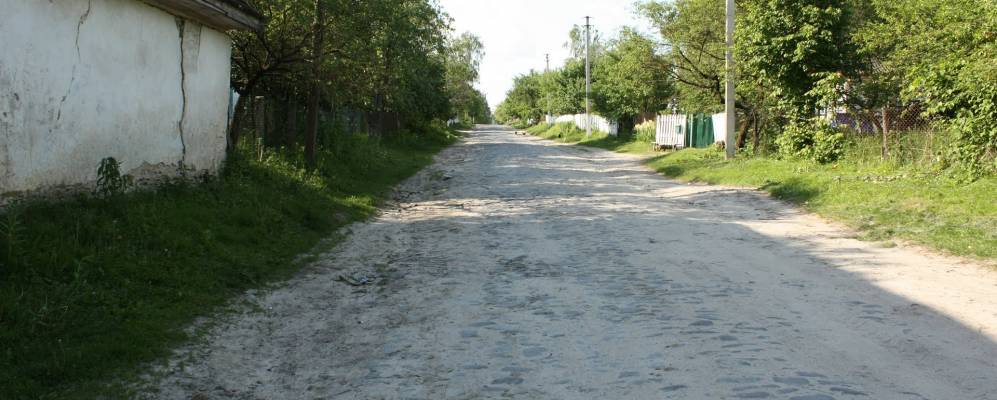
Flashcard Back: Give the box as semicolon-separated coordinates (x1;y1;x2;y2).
914;60;997;179
776;119;847;164
633;120;656;143
526;124;551;135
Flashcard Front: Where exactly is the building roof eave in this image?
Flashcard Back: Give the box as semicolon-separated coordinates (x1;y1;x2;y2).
142;0;264;32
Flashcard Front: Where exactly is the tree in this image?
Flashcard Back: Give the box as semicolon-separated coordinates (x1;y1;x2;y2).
229;0;315;149
638;0;726;112
639;0;771;148
225;0;480;168
304;0;326;168
445;32;488;124
495;71;544;126
857;0;997;176
592;28;673;129
739;0;859;119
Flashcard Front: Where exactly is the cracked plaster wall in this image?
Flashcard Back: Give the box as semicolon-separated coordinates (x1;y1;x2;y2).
0;0;232;194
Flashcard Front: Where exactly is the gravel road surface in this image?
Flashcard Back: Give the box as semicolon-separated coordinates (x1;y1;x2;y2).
149;125;997;400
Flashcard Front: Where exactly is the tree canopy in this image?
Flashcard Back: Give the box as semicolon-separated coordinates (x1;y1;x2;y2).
499;0;995;175
230;0;489;150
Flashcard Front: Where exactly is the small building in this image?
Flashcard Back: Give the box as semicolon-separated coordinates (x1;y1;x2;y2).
0;0;263;195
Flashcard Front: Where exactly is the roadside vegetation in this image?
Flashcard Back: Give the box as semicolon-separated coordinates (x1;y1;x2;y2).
508;0;996;260
0;127;458;399
2;0;486;398
532;124;996;259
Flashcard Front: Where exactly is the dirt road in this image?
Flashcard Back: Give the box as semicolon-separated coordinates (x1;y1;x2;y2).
150;125;997;399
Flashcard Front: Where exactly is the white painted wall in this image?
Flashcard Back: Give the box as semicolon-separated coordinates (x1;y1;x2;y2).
0;0;233;194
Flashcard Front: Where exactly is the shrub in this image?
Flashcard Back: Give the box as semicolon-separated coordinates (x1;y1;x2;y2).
526;124;551;135
914;60;997;179
633;120;656;143
776;119;847;164
95;157;133;197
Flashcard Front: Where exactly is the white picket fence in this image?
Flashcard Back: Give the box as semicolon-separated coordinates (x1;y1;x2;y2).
654;113;728;148
655;114;687;148
550;114;619;136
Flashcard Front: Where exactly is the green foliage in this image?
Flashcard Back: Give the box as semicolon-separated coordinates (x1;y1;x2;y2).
633;120;657;144
232;0;470;135
526;124;552;136
914;59;997;178
638;0;725;112
740;0;859;118
498;26;672;129
592;28;673;124
534;122;590;142
94;157;133;198
854;0;997;178
629;0;997;177
526;123;658;155
444;32;491;124
494;71;544;126
643;147;996;259
532;122;996;259
776;119;847;163
0;127;457;399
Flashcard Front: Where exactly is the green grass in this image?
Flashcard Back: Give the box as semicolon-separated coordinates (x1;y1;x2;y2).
0;126;459;399
527;122;657;154
527;124;997;260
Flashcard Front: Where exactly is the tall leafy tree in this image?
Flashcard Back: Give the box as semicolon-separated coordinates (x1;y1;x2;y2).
592;28;673;128
230;0;469;155
856;0;997;176
739;0;859;119
445;32;489;124
638;0;726;112
495;71;544;126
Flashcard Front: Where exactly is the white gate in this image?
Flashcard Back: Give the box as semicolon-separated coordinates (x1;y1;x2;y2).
655;114;686;148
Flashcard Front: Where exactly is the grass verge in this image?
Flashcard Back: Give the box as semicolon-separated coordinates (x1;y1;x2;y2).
0;126;459;399
527;123;997;260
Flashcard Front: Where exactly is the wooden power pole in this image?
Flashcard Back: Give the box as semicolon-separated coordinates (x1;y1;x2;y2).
725;0;736;159
585;16;592;137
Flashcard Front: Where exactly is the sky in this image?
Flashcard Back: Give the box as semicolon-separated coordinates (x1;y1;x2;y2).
436;0;655;111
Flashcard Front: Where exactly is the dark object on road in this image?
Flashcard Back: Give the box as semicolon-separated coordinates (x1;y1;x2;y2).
337;272;377;286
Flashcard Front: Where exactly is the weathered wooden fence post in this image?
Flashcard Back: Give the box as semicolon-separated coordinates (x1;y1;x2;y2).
255;96;265;161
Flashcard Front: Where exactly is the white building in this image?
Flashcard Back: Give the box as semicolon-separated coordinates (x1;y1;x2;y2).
0;0;263;195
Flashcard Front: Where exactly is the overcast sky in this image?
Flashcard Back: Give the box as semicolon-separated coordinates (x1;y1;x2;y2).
436;0;655;111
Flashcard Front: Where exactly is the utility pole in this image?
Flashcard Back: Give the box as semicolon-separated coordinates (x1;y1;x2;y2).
546;53;552;125
584;16;592;137
724;0;736;159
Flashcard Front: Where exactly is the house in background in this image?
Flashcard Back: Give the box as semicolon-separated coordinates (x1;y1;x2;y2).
0;0;263;195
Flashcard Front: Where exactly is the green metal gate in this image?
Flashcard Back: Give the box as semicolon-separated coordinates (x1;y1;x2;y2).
684;113;715;148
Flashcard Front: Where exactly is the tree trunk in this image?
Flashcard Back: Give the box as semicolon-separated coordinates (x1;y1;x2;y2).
736;111;750;150
751;113;760;150
304;0;326;169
